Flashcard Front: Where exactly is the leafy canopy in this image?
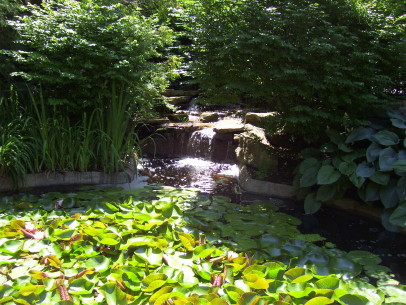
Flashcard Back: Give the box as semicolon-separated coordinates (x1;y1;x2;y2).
187;0;405;143
6;0;177;112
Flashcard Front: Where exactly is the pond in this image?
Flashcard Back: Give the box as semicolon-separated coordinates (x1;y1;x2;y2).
128;155;406;284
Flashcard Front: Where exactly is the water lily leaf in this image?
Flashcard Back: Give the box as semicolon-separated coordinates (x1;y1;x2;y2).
317;165;341;185
134;247;163;266
379;147;398;171
236;292;261;305
68;278;95;295
346;127;374;143
328;257;361;278
178;232;196;251
292;275;313;283
149;286;173;303
366;142;382;162
389;203;406;227
85;255;110;272
304;296;333;305
379;285;406;303
99;238;120;246
284;267;305;281
0;240;23;254
355;163;375;178
19;285;45;296
346;251;381;266
304;193;321;214
372;130;399;146
314;277;339;290
243;274;269;289
339;294;369;305
99;283;127;305
143;280;167;292
225;286;244;303
40;255;61;268
193;244;215;259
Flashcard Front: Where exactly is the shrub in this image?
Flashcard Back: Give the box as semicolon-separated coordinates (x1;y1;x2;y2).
188;0;405;143
6;0;177;115
294;109;406;231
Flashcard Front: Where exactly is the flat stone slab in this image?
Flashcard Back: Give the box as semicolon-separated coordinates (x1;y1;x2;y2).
238;165;295;198
213;119;245;133
0;168;136;192
166;96;193;105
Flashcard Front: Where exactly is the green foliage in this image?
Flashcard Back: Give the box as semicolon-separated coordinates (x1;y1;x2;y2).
294;109;406;230
187;0;405;143
0;120;33;187
6;0;177;113
0;187;403;304
0;0;24;91
0;87;140;182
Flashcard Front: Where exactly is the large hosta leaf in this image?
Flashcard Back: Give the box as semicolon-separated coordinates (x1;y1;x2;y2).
378;147;398;171
317;165;341;185
355;163;375;178
366;142;382;162
372;130;399;146
379;181;399;209
389;203;406;227
345;127;374;143
304;193;321;214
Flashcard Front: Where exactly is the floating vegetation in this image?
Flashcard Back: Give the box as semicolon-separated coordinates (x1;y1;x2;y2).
0;187;404;304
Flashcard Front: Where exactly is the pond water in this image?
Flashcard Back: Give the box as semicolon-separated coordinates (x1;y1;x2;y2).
121;156;406;284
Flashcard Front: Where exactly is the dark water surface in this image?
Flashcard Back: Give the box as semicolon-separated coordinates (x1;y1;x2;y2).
137;157;406;283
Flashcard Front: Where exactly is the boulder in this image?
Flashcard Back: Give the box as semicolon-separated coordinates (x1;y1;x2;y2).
245;112;277;126
235;124;278;172
200;112;219;122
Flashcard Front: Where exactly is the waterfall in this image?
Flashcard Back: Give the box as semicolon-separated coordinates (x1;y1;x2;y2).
187;128;215;159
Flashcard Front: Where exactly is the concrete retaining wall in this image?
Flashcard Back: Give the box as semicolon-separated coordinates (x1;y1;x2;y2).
0;168;136;192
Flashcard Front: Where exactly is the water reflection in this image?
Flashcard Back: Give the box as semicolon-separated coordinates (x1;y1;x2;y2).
138;157;240;199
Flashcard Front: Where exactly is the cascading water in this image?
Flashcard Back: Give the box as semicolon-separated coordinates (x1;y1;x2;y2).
187;128;216;159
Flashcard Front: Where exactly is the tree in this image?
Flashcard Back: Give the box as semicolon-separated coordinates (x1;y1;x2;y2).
6;0;178;116
188;0;405;143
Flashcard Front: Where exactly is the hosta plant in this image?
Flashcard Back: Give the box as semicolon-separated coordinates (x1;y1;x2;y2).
294;109;406;231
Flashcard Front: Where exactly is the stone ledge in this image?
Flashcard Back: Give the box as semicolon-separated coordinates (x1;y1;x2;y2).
0;168;136;192
238;165;295;198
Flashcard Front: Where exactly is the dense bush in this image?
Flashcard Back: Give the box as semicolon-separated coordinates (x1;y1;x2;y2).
294;109;406;231
188;0;405;143
6;0;178;115
0;0;24;92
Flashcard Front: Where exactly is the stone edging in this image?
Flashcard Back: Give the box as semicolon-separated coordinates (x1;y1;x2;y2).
0;167;136;192
238;165;296;198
